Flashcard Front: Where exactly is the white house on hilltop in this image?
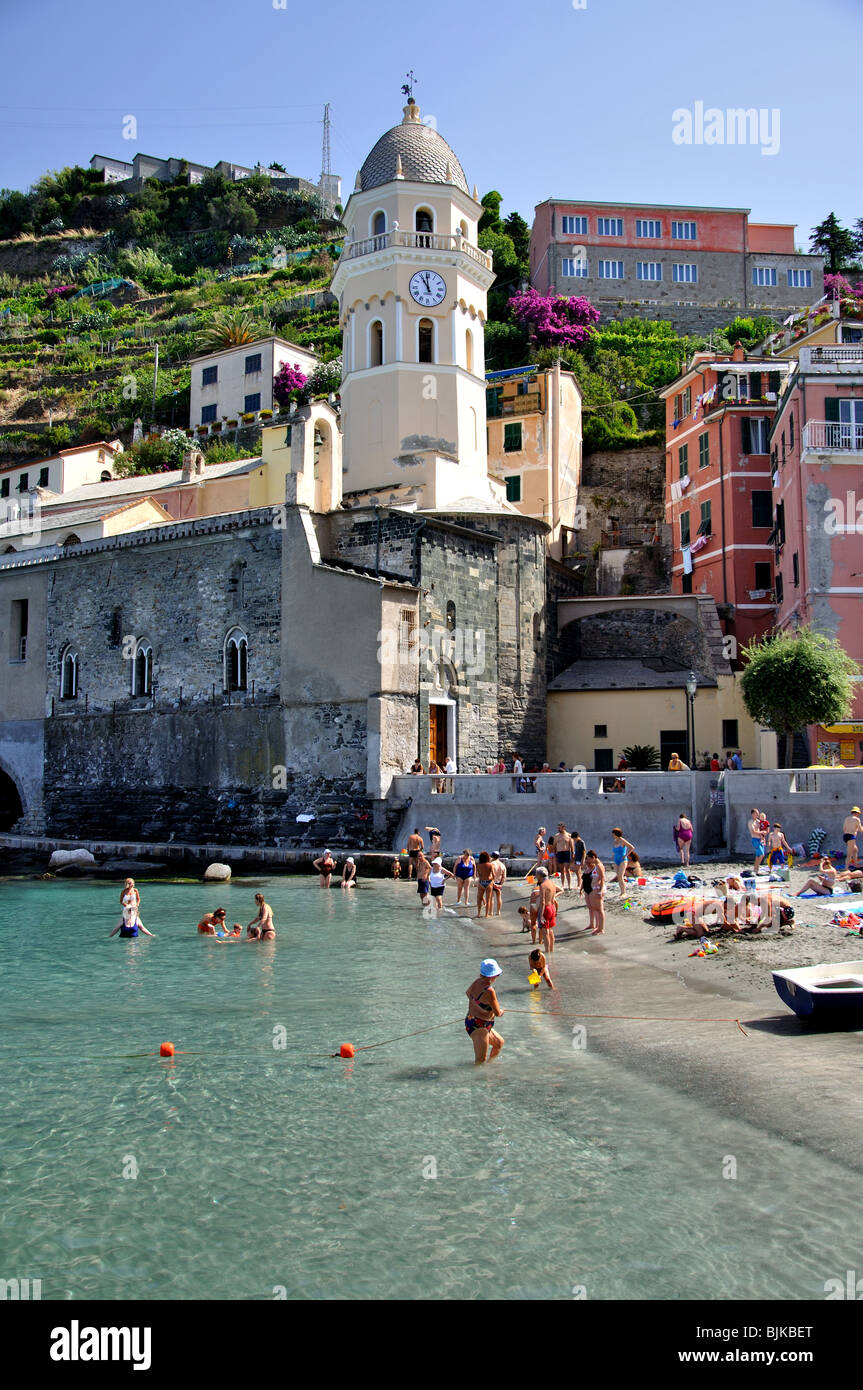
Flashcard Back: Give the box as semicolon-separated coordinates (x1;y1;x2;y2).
188;337;319;427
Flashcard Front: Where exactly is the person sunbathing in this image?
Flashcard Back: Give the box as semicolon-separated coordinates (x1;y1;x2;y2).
796;860;839;896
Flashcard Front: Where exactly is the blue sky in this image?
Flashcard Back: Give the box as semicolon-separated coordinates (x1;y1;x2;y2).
2;0;860;248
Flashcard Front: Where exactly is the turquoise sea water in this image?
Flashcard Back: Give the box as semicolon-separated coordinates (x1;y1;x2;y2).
2;875;863;1301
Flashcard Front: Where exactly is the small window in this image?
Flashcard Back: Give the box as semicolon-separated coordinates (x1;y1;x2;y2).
671;220;697;240
635;219;662;238
504;423;522;453
505;474;521;501
751;491;772;528
698;432;710;469
39;467;49;488
594;724;608;738
680;511;690;547
789;413;794;448
776;572;784;603
699;500;712;536
17;473;29;493
721;720;738;748
224;627;248;693
370;320;383;368
678;443;688;478
561;215;587;235
533;612;542;645
60;646;79;700
244;353;262;375
672;264;698;283
399;607;417;657
418;318;434;364
754;561;772;590
244;393;261;414
0;478;8;498
792;552;800;587
415;207;434;233
636;262;662;281
372;210;386;237
446;601;456;632
202;365;218;386
561;257;589;277
598;260;624;279
465;330;474;374
751;266;777;287
132;641;153;697
201;404;218;423
596;217;623;236
10;599;28;662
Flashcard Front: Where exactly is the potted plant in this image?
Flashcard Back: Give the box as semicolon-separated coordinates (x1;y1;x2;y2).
227;417;238;428
260;409;273;419
242;412;256;424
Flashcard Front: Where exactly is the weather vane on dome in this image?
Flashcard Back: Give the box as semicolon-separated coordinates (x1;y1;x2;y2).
401;71;417;103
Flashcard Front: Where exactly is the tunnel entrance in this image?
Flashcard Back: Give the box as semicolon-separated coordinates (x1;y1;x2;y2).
0;770;24;831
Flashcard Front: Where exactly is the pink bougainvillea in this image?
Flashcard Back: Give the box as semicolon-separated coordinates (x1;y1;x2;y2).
508;287;600;348
272;361;308;407
824;272;854;299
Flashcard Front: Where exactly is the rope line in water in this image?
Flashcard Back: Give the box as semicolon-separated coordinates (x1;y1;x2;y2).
505;1008;749;1037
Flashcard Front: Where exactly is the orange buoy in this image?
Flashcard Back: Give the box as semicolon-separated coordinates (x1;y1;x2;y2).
160;1042;175;1057
339;1043;356;1058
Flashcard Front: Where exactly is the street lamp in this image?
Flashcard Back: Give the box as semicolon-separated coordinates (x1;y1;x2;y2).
685;671;698;767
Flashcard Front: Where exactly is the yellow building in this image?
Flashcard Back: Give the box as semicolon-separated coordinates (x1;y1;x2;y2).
485;363;582;559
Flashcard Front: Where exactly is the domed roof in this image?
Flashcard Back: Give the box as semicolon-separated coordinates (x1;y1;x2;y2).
359;102;470;195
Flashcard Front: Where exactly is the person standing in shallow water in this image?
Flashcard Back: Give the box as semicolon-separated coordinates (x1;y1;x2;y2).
464;959;505;1064
313;850;336;887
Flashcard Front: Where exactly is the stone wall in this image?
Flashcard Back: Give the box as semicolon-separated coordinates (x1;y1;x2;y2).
578;446;671;596
596;302;788;337
45;513;281;709
566;606;715;672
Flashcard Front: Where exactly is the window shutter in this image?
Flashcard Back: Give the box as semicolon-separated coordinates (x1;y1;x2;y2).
824;397;840;423
750;372;762;400
741;417;751;452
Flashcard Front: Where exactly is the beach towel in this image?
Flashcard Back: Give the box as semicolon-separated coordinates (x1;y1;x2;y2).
798;887;857;899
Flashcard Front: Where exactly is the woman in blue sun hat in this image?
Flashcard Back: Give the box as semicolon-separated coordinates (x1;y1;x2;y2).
464;959;505;1065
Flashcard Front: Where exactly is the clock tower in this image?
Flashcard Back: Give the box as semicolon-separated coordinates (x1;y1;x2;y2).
331;99;495;503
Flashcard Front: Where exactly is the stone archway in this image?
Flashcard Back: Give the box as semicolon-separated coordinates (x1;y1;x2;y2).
0;765;25;831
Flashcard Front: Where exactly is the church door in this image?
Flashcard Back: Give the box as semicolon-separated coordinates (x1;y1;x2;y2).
429;704;448;767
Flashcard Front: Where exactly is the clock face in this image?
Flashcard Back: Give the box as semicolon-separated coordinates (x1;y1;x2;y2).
409;270;447;307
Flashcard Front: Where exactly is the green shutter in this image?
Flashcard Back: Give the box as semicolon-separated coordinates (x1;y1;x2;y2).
825;397;840;423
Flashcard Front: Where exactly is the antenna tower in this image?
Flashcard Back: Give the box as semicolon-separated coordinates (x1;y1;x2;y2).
320;102;333;218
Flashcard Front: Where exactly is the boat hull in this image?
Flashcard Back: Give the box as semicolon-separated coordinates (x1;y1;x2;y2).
773;960;863;1017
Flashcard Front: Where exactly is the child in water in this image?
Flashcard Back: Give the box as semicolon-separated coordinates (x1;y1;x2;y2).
528;948;554;989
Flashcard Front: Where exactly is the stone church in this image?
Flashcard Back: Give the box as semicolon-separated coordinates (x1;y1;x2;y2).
0;100;570;847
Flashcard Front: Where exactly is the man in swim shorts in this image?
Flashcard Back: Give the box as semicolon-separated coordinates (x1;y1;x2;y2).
407;828;424;879
748;808;766;873
416;848;432;906
843;807;862;869
535;867;561;953
556;824;574;890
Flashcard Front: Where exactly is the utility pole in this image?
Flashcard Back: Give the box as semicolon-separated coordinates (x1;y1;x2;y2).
319;103;333;219
152;343;159;425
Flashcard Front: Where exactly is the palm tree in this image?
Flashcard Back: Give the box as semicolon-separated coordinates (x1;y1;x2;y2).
196;307;272;353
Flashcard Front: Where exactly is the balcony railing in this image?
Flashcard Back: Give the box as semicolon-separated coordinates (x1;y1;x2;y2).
342;229;492;270
799;345;863;369
487;391;541;418
803;420;863;453
600;524;660;548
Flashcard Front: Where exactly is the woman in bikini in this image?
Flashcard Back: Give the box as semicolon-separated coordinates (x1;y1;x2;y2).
624;849;644;881
585;851;606;935
313;850;336;887
454;849;476;907
475;852;495;919
247;893;275;939
464;959;505;1064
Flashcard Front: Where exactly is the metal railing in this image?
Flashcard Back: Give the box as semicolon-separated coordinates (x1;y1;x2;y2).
803;420;863;453
600;524;660;549
343;229;492;270
799;344;863;368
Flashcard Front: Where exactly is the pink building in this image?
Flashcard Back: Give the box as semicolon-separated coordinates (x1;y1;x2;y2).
770;341;863;761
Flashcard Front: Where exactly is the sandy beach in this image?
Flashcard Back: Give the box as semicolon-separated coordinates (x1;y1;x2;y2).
504;857;863;1007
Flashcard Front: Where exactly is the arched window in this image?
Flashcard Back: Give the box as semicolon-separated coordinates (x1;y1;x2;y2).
3;545;16;554
100;470;112;482
418;318;434;364
132;640;153;697
459;219;468;238
415;207;433;248
372;210;386;238
224;627;248;693
370;319;384;368
62;534;81;547
465;329;474;374
446;601;456;632
60;645;79;700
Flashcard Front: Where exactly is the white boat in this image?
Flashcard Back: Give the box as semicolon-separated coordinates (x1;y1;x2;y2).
773;959;863;1017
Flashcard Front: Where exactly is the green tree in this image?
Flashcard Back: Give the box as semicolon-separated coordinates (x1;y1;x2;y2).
196;307;270;352
478;190;503;235
739;627;861;767
810;213;857;273
503;210;530;265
